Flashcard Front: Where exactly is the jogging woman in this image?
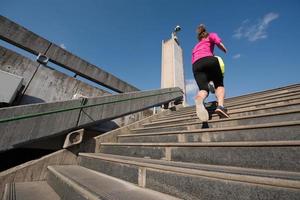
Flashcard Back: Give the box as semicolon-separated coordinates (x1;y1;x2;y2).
192;24;229;121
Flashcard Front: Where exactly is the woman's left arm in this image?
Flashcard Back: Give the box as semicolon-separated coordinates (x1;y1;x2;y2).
217;43;227;53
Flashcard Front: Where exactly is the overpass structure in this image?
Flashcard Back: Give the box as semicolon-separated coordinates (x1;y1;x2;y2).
0;16;299;200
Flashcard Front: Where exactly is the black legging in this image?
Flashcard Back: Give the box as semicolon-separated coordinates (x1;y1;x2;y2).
192;56;224;93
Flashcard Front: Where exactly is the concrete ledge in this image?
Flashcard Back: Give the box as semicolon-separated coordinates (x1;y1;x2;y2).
0;87;182;152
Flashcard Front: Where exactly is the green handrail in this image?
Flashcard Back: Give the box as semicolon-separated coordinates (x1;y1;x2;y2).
0;90;182;123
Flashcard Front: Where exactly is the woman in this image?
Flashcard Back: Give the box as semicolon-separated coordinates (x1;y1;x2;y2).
192;24;229;121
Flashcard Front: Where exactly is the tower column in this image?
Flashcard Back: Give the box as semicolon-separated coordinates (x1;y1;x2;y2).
161;26;187;106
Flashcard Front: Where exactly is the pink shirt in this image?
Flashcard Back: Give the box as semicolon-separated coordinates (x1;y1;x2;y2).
192;32;222;64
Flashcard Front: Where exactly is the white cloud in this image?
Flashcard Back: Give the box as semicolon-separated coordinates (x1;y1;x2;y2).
233;12;279;42
233;54;241;59
59;43;66;49
185;79;198;95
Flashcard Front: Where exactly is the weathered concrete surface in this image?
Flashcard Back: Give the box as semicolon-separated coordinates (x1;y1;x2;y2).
161;38;187;105
47;165;179;200
0;16;50;55
118;122;300;143
0;99;82;152
46;44;139;93
170;145;300;172
0;45;147;129
225;83;300;103
3;181;60;200
134;109;300;132
151;100;300;122
0;45;109;104
100;145;166;159
21;64;107;104
82;110;170;152
98;143;300;172
0;70;23;104
0;15;138;93
0;46;39;92
78;153;300;200
146;168;300;200
0;87;182;152
79;156;139;184
80;152;300;181
78;88;182;127
0;149;77;199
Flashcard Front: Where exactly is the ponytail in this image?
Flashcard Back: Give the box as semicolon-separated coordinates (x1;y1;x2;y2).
197;24;209;41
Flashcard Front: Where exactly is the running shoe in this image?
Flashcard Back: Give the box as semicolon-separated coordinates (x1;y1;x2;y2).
215;106;230;118
195;98;209;122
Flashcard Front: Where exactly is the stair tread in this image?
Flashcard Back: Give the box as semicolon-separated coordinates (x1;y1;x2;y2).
101;140;300;146
120;120;300;137
4;181;60;200
220;84;300;101
79;153;300;188
166;95;300;117
141;108;300;128
48;165;179;200
159;100;300;118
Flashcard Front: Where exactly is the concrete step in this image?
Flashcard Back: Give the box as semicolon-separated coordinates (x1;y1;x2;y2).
171;84;300;116
224;83;300;103
47;165;179;200
160;96;300;119
228;94;300;110
98;140;300;172
146;105;300;127
178;85;300;111
2;181;60;200
132;109;300;133
189;84;300;106
206;88;300;110
118;121;300;143
161;96;300;118
79;153;300;200
184;91;300;112
155;99;300;122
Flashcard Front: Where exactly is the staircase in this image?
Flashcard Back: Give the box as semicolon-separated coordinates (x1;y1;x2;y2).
3;84;300;200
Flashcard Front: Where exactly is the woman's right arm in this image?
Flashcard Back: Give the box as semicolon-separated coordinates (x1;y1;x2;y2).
217;43;227;53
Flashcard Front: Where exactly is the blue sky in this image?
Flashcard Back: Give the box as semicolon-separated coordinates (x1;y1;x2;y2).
1;0;300;104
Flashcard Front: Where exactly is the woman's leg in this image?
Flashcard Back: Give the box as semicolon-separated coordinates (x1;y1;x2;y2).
210;57;229;118
215;86;225;107
193;64;209;121
196;90;208;101
195;90;209;121
215;86;229;118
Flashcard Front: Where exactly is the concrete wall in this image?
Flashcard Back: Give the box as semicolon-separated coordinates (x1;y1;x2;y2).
0;46;109;104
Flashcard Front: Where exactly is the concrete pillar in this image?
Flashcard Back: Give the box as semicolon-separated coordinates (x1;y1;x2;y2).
161;34;187;106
